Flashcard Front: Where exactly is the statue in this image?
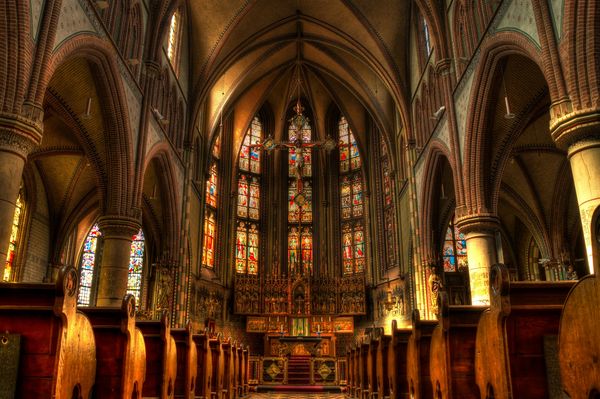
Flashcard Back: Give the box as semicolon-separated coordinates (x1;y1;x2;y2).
428;265;443;315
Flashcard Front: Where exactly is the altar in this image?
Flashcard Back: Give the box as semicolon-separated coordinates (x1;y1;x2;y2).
266;334;336;357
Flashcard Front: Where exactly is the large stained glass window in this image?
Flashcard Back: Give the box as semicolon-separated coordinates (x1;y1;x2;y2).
287;105;314;275
236;116;262;274
202;211;216;268
235;222;258;275
167;10;182;70
339;116;366;275
240;117;262;174
443;215;467;272
128;229;145;307
3;193;23;281
78;224;101;306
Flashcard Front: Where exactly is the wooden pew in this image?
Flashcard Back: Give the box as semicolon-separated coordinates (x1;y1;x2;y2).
241;347;249;396
172;323;198;399
406;310;436;399
137;313;178;399
559;274;600;399
221;339;234;399
209;336;224;399
374;333;392;399
234;345;243;397
367;333;380;398
429;290;485;399
358;340;370;398
0;266;96;398
81;294;146;398
475;264;575;399
347;347;355;397
192;332;212;399
387;320;411;399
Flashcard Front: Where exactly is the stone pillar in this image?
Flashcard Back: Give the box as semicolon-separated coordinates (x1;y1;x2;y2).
96;216;141;306
566;139;600;273
456;215;500;306
0;115;42;279
552;113;600;274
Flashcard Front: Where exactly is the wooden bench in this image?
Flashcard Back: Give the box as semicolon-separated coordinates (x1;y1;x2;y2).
374;333;392;399
366;332;380;398
406;310;436;399
192;332;212;399
346;347;356;397
241;347;249;396
559;273;600;399
209;336;224;399
475;264;575;398
221;339;234;399
172;323;198;399
0;266;96;398
388;320;411;399
358;340;370;398
429;290;485;399
231;343;239;398
81;294;146;398
137;313;178;399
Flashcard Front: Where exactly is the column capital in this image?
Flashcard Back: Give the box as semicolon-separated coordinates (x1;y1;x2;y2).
550;108;600;150
455;213;500;235
97;215;141;239
0;112;43;159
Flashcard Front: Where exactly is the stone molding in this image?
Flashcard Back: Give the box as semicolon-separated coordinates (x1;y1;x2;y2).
455;213;500;235
97;215;141;239
0;113;43;158
550;108;600;150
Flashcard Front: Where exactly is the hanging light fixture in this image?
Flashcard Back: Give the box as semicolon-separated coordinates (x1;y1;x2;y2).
502;65;515;120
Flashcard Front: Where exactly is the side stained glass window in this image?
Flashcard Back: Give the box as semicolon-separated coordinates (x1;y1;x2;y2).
202;212;216;268
206;162;218;208
167;11;181;70
127;229;145;307
339;116;366;275
443;215;468;272
78;223;101;306
4;193;23;281
236;116;262;274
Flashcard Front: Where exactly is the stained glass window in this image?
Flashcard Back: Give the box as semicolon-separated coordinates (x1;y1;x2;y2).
202;211;216;268
288;119;312;177
127;229;145;307
3;193;22;281
240;117;262;174
167;11;181;68
235;222;258;275
288;227;299;271
339;115;366;275
78;223;101;306
341;223;365;275
380;136;398;269
339;117;361;172
212;133;221;159
382;158;392;206
443;215;468;272
423;17;432;57
288;180;312;223
301;227;313;273
206;162;218;208
237;175;260;220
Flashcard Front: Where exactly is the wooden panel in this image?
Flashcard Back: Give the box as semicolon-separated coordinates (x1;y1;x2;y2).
0;266;96;398
388;320;411;399
192;333;212;398
559;274;600;399
210;337;224;398
172;323;197;399
407;310;436;399
375;334;391;398
137;313;178;399
0;334;20;399
82;294;146;398
430;290;484;399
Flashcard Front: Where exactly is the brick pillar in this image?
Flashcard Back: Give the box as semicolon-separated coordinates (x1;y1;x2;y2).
96;216;141;306
0;114;42;279
456;214;500;306
552;112;600;274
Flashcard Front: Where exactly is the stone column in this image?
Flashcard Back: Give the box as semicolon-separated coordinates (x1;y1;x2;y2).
552;113;600;274
96;216;141;306
456;215;500;306
0;115;42;279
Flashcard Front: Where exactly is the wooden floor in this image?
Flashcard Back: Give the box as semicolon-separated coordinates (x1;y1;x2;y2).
248;393;345;398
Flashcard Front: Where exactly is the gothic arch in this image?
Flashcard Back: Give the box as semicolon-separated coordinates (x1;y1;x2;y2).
462;32;554;215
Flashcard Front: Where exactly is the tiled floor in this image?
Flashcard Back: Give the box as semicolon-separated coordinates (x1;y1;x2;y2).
248;393;345;399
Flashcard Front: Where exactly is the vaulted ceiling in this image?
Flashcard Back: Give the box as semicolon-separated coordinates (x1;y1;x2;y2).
187;0;413;148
